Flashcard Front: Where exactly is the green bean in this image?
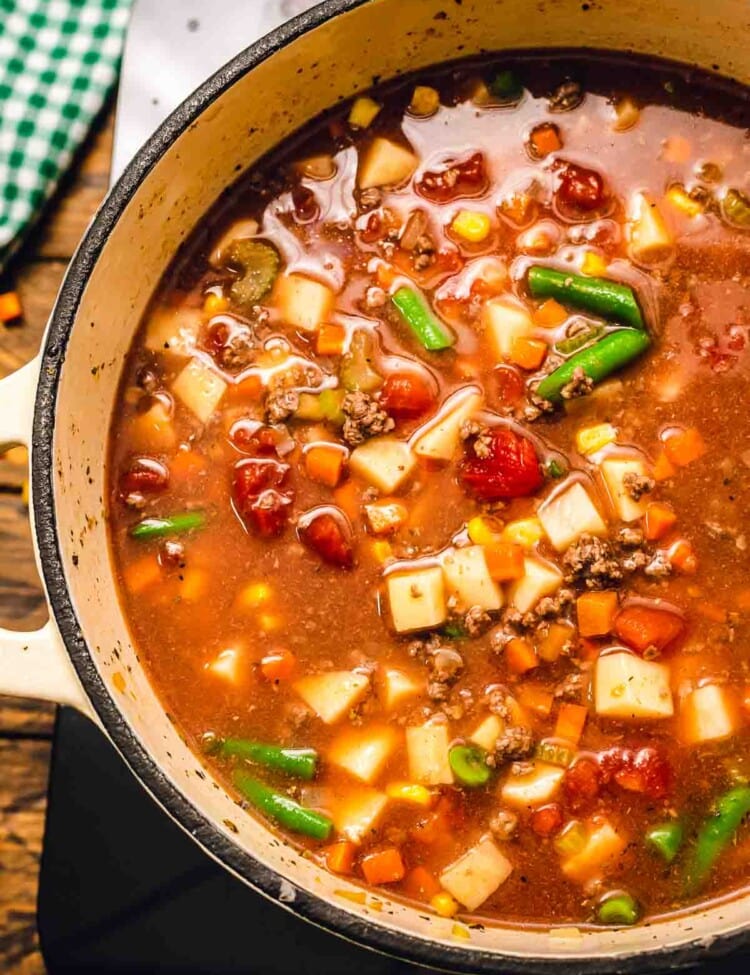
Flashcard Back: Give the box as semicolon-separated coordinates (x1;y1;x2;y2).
391;287;454;351
449;745;491;787
597;891;640;926
536;328;651;404
233;771;332;841
130;511;206;540
528;266;644;329
686;785;750;892
214;739;318;780
646;821;683;863
554;323;605;357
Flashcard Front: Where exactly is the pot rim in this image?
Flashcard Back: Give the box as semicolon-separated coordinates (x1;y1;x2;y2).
30;0;750;969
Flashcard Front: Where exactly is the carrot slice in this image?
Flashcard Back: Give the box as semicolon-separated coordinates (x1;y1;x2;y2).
576;591;618;637
534;298;568;327
317;323;347;357
484;541;525;582
663;427;706;467
643;502;677;541
555;703;588;745
323;840;356;875
510;336;548;370
505;637;539;674
260;648;296;682
122;554;161;595
402;866;442;901
361;848;406;886
305;444;345;487
518;684;554;717
652;449;677;482
529;122;562;157
614;605;685;652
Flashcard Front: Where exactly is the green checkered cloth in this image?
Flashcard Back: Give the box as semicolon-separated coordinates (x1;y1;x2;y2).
0;0;132;271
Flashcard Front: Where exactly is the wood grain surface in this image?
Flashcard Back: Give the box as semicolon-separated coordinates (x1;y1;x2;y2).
0;104;114;975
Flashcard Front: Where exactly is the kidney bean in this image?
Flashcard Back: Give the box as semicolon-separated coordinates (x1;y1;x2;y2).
556;161;608;213
298;508;354;568
119;457;169;498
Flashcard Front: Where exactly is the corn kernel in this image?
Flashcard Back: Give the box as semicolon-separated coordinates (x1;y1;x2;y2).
501;517;545;548
203;292;228;316
467;515;503;547
349;96;381;129
385;782;434;807
581;251;608;276
451;209;491;243
239;582;272;609
575;423;617;455
371;540;393;564
409;85;440;117
431;892;460;918
665;185;703;218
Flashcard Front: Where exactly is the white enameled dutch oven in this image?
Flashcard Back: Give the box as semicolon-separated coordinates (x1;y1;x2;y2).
1;1;750;969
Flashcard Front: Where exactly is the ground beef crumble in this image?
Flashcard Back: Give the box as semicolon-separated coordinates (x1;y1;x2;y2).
408;635;464;702
341;391;394;446
488;726;536;766
623;471;656;501
265;387;299;423
560;366;594;400
563;533;623;589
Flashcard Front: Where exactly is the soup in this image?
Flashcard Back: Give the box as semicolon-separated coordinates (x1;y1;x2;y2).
108;53;750;928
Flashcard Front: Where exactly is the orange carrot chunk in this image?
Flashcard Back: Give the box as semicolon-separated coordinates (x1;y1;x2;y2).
510;336;548;371
505;637;539;674
652;450;677;482
0;291;22;323
316;323;347;356
577;590;619;637
614;605;685;653
555;702;588;745
260;648;296;682
529;122;562;158
644;502;677;541
361;847;406;886
518;684;554;717
484;541;525;582
305;444;346;487
663;427;706;467
324;840;356;875
669;539;698;574
402;865;442;901
535;298;568;327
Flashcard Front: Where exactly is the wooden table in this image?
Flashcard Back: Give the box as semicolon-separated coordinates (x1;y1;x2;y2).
0;105;114;975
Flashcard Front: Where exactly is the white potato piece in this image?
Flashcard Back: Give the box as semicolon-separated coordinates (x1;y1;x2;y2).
538;482;607;552
501;762;565;810
411;386;483;462
379;667;423;711
470;715;505;752
293;671;370;725
349;437;417;494
387;565;446;633
595;651;673;720
629;193;674;265
406;722;453;785
205;648;241;684
328;726;399;784
600;457;651;522
274;273;333;332
358;137;418;189
483;297;534;359
562;821;627;884
440;837;512;911
507;557;563;614
441;546;503;612
332;787;389;844
172;358;227;423
680;684;740;745
144;306;201;357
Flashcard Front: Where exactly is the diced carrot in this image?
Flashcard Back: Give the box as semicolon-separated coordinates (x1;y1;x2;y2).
305;444;345;487
122;554;161;595
227;374;264;403
0;291;22;323
505;637;539;674
411;797;454;845
376;263;396;288
499;193;536;227
534;298;568;327
333;479;362;522
663;427;706;467
576;591;618;637
510;336;548;371
669;539;698;574
536;621;575;662
260;648;296;682
324;840;356;875
484;541;525;582
529;122;562;157
360;847;406;886
555;703;588;746
578;638;601;662
170;450;208;480
652;450;677;482
614;604;685;653
316;323;347;356
518;684;554;717
643;502;677;541
402;866;442;901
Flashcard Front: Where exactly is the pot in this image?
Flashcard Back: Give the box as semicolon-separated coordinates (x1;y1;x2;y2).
2;0;749;969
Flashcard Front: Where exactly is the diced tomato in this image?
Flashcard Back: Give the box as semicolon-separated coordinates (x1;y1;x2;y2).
246;490;293;537
230;422;282;456
119;457;170;498
563;757;601;812
381;372;436;418
492;365;526;407
298;508;355;568
233;458;293;536
360;211;384;243
416;151;488;203
556;161;608;212
614;604;685;653
531;803;563;837
460;426;543;501
599;746;671;800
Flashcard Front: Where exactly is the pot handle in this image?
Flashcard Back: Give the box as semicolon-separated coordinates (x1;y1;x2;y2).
0;357;97;720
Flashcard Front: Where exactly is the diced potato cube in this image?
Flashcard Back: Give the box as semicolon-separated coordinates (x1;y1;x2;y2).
144;306;201;357
595;652;673;720
538;482;607;552
562;821;627;884
274;273;334;332
358;137;418;189
387;565;446;633
406;722;453;785
483;297;534;359
470;714;505;752
501;517;545;549
350;437;417;494
600;457;651;522
501;762;565;810
332;787;389;844
378;667;423;711
205;648;241;684
440;837;512;911
349;96;381;128
364;500;408;535
293;670;370;724
172;358;227;423
441;546;503;612
328;726;399;784
507;557;562;614
630;192;674;265
680;684;740;745
412;386;483;462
